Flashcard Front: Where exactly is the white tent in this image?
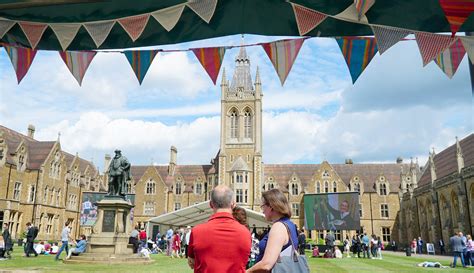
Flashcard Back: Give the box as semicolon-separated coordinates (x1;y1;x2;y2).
147;201;269;229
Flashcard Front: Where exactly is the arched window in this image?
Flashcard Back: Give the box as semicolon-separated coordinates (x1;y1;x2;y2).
333;181;337;192
146;180;156;195
175;182;182;195
244;109;252;139
316;181;321;193
44;186;49;203
324;181;329;193
291;183;299;195
56;189;61;206
451;191;459;228
230;109;238;139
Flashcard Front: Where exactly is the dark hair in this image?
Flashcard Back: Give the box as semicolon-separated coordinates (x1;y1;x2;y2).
232;206;248;226
262;189;291;218
80;235;86;240
26;222;31;226
65;222;69;226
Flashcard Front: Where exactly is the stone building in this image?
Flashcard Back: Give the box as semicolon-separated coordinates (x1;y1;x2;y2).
0;125;103;241
398;134;474;251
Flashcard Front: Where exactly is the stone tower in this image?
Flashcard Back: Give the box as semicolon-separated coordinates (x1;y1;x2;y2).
218;47;263;210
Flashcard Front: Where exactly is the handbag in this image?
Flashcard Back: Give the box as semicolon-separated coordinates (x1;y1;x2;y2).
271;222;310;273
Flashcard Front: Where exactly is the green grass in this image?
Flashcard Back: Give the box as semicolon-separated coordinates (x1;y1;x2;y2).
0;249;472;272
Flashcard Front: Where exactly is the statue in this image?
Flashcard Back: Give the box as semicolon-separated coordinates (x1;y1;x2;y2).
107;150;131;198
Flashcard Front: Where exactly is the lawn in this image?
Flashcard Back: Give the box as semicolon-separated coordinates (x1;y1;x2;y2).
0;249;471;272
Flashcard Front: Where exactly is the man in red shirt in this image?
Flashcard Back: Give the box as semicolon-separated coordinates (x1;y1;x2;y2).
188;185;251;273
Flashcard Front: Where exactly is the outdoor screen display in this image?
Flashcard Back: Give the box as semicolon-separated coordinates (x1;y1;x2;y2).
80;192;135;226
304;192;360;231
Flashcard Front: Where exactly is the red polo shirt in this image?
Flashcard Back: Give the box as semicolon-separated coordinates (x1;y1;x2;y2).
188;211;251;273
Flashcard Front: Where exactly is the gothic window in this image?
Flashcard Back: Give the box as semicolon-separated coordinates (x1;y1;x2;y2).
230;109;239;139
46;214;54;234
175;182;182;195
244;109;252;139
291;183;299;195
451;191;459;228
50;188;55;204
333;181;337;192
28;185;36;203
379;183;388;196
44;186;49;203
146;180;156;195
324;181;329;193
316;181;321;193
195;183;202;195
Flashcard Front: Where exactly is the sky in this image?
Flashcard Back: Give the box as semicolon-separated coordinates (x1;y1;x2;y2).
0;34;472;171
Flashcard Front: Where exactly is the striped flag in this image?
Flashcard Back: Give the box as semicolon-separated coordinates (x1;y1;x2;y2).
434;39;466;78
59;51;97;85
336;37;378;83
354;0;375;20
124;50;159;84
4;45;37;83
291;3;328;36
415;32;457;66
460;36;474;64
439;0;474;36
262;38;305;85
192;47;225;84
371;25;410;54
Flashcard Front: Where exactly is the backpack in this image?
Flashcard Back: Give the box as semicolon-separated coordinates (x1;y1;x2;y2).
32;226;39;239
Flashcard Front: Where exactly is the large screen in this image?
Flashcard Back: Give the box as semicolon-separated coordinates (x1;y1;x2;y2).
304;192;360;231
80;192;135;226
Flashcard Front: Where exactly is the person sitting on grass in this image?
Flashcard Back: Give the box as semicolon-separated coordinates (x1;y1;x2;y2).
65;235;87;260
34;241;46;255
312;246;320;257
50;242;59;254
334;246;343;258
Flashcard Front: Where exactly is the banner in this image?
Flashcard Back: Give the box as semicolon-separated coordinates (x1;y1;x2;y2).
59;51;97;85
434;38;466;78
371;25;410;54
336;37;378;83
354;0;375;20
18;22;48;49
50;24;82;51
124;50;159;84
84;21;115;48
4;45;37;83
187;0;218;24
304;192;361;231
439;0;474;36
118;14;150;42
262;38;305;85
291;3;327;36
151;4;185;32
192;47;225;84
415;32;457;66
461;36;474;64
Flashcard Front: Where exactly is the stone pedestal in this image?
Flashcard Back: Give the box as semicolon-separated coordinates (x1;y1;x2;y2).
65;197;152;264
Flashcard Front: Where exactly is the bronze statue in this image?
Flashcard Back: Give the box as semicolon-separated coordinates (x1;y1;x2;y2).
107;150;131;197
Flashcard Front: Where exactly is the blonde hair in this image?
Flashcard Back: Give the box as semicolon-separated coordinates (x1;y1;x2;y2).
262;189;291;218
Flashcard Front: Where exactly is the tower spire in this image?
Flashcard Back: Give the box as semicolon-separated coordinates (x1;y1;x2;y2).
255;66;261;85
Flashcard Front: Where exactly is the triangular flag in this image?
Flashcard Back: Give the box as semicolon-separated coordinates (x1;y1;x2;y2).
439;0;474;36
151;4;185;32
371;25;410;54
124;50;159;84
354;0;375;20
187;0;218;23
434;39;466;79
83;20;115;48
262;38;305;85
59;51;97;85
460;36;474;64
336;37;378;83
335;3;369;24
291;3;328;36
192;47;225;84
3;45;37;83
0;19;15;38
50;23;82;51
18;22;48;49
415;32;457;66
118;14;150;42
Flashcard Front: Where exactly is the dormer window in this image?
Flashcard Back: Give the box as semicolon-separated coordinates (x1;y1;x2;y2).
291;182;299;195
175;182;182;195
379;183;388;196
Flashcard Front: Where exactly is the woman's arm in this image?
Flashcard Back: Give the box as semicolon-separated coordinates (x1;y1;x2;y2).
247;222;288;273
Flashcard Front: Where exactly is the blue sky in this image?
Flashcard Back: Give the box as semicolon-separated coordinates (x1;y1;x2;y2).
0;34;472;171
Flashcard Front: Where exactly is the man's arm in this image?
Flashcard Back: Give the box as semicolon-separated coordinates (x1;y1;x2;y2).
187;231;195;269
187;257;195;269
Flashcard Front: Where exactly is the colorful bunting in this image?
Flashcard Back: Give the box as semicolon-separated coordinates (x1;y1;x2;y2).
152;4;185;32
59;51;97;85
118;14;150;42
84;21;115;48
261;38;305;85
291;3;328;36
438;0;474;36
415;32;457;66
192;47;225;84
354;0;375;20
187;0;218;23
3;45;37;83
335;3;369;24
18;22;48;49
371;25;410;54
124;50;159;84
434;39;466;78
50;24;82;51
336;37;378;83
0;19;15;38
460;36;474;64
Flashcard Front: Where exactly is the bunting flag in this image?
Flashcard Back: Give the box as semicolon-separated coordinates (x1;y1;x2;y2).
438;0;474;36
3;45;37;83
118;14;150;42
124;50;159;84
50;24;82;51
59;51;97;85
152;4;185;32
261;38;305;85
83;21;115;48
335;3;369;24
354;0;375;20
415;32;457;66
0;19;15;38
291;3;328;36
192;47;225;84
18;22;48;49
434;39;466;78
371;25;410;54
187;0;218;23
336;37;378;83
460;36;474;64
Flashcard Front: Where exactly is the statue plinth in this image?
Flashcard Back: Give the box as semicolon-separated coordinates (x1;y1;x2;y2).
64;198;152;264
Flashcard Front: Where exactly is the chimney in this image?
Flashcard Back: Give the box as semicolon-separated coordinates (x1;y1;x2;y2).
27;124;35;139
396;157;403;164
169;146;178;176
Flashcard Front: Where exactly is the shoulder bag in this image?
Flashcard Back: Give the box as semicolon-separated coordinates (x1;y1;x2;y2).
271;222;310;273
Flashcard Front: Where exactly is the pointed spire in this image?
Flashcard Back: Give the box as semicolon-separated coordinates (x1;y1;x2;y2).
431;147;436;155
221;67;227;86
230;35;253;92
57;132;61;142
255;66;261;85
